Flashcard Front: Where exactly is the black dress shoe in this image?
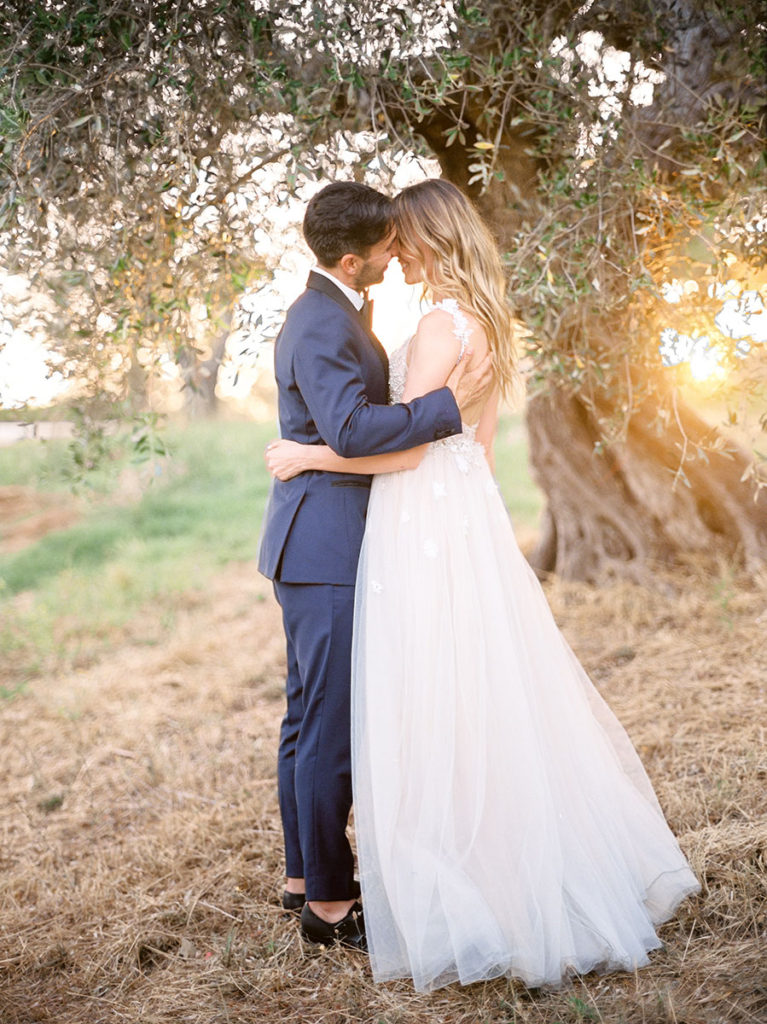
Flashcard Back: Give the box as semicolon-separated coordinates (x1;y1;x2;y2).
281;890;306;912
300;901;367;951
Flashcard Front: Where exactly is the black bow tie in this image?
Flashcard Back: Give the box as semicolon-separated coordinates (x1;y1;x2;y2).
361;292;373;330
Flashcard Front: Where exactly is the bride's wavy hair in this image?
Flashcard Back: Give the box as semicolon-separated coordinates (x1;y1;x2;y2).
393;179;517;397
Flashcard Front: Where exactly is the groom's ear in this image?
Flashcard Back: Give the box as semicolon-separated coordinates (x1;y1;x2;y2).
338;252;362;276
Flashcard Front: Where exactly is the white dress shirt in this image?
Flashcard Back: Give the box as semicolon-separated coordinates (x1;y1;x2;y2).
312;265;365;311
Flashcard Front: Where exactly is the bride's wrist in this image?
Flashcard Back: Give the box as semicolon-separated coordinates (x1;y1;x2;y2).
306;445;322;469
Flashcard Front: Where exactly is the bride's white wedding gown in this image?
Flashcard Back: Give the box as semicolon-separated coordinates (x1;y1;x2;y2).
351;300;699;992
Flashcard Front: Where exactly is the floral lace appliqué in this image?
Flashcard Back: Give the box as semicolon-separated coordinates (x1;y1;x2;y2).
433;298;470;362
388;343;409;405
434;424;485;467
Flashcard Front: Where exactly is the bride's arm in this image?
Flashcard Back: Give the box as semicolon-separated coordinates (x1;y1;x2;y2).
267;311;467;481
266;439;428;481
267;311;468;480
400;309;464;403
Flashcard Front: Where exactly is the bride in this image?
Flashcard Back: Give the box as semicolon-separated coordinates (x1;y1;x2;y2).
266;178;699;992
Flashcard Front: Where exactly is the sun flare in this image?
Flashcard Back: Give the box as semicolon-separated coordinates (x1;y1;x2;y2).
658;275;766;386
688;342;726;383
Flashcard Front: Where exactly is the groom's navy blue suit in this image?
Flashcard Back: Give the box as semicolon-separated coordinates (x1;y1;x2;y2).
258;270;461;900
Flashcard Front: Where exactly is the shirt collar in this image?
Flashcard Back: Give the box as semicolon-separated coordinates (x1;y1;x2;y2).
312;265;364;311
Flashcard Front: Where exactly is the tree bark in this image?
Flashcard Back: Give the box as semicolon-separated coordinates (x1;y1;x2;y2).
179;326;230;419
525;389;767;581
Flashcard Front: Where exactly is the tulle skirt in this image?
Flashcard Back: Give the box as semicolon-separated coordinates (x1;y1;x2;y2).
351;433;699;992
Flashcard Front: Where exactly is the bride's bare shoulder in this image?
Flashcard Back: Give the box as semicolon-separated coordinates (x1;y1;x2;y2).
418;303;487;356
415;307;456;333
411;308;463;362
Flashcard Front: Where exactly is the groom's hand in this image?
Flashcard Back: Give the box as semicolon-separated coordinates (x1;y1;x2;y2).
446;350;494;422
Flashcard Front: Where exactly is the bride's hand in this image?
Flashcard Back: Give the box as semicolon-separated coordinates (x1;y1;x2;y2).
265;439;312;480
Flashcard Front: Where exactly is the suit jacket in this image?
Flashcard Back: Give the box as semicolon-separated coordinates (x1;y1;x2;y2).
258;271;462;584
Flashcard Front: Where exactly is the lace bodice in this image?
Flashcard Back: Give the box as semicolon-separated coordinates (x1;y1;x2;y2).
387;342;410;406
389;299;483;465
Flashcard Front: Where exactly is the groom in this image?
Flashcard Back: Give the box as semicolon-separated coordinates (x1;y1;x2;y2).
258;181;489;949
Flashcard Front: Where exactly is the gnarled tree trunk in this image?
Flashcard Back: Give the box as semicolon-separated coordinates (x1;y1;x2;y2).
525;388;767;581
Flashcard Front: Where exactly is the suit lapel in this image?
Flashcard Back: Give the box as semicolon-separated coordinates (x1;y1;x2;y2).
306;272;389;384
307;270;360;321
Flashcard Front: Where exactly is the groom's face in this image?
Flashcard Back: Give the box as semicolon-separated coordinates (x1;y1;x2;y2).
353;227;397;289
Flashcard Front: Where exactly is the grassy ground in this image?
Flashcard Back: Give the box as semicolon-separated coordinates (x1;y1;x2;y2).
0;419;274;689
0;415;541;692
1;417;765;1024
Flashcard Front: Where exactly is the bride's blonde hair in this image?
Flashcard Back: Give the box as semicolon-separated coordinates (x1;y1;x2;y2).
393;179;516;397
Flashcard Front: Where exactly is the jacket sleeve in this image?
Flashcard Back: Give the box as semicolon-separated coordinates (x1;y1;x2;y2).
293;315;462;458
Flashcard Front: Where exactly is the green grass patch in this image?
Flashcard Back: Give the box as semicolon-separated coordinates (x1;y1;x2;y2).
0;418;275;596
0;434;71;489
494;412;543;531
0;418;276;681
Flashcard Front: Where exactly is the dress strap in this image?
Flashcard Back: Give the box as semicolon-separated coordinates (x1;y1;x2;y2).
434;298;471;363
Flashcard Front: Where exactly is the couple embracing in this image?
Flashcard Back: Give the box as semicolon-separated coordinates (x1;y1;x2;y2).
258;179;698;992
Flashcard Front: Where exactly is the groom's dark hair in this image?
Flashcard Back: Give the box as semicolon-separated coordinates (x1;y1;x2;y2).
303;182;392;267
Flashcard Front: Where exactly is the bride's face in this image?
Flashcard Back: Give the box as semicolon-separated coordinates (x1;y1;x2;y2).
394;236;432;285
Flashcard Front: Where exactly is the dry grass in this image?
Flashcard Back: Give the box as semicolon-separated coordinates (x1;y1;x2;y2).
1;557;765;1024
